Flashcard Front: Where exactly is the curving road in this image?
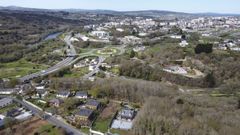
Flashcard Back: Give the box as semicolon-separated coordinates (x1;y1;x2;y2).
19;34;77;83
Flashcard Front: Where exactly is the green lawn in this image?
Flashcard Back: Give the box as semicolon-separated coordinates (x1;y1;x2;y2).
0;104;18;114
92;117;112;133
28;99;47;109
0;59;47;79
146;43;177;54
63;67;89;78
81;127;90;134
38;124;65;135
93;47;121;57
110;129;131;135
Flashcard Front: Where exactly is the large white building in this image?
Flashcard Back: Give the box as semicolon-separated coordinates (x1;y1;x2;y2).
90;31;109;39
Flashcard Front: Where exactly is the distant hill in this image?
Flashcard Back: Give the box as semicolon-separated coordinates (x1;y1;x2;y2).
0;6;239;17
194;12;240;17
122;10;190;17
0;6;51;12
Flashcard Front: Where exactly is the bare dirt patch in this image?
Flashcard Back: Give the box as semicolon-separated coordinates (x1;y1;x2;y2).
99;102;120;119
0;116;49;135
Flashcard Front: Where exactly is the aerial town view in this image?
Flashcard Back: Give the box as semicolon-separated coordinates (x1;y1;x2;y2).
0;0;240;135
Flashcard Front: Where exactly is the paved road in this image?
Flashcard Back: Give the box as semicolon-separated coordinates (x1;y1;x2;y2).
19;34;77;83
0;95;86;135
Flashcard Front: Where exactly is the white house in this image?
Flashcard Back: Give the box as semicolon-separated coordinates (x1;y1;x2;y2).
170;35;182;39
0;89;15;95
74;63;87;68
35;85;45;90
116;28;124;32
179;40;189;47
56;91;71;98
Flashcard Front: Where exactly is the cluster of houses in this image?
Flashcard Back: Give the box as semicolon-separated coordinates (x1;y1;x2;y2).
218;39;240;51
0;97;33;127
74;57;99;71
46;90;89;108
37;89;101;126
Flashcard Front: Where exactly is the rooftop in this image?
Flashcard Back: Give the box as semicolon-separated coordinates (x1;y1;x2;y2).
76;108;93;117
0;98;13;106
76;91;88;96
119;108;135;118
57;91;70;96
86;100;100;107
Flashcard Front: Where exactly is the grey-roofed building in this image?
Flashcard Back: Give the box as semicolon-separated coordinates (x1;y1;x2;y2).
75;91;88;99
56;90;71;98
49;98;64;107
86;100;100;110
119;108;135;120
0;98;13;108
75;108;93;121
7;108;21;117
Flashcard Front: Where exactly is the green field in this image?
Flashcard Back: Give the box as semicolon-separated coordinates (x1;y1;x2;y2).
63;67;89;78
146;43;177;54
0;59;48;79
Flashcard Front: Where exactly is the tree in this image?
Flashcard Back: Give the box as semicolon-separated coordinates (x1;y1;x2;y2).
195;43;213;54
16;95;23;100
130;49;136;58
71;32;75;37
205;73;216;88
90;88;100;98
97;71;106;78
9;78;19;88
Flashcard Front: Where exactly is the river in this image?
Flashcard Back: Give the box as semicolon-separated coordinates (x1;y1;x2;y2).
43;32;62;41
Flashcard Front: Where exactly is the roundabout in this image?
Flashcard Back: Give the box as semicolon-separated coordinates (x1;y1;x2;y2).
94;47;120;56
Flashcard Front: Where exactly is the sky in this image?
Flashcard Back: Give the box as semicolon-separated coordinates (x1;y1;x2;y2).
0;0;240;14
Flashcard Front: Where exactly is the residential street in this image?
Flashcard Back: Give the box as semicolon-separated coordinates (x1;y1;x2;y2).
0;95;86;135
